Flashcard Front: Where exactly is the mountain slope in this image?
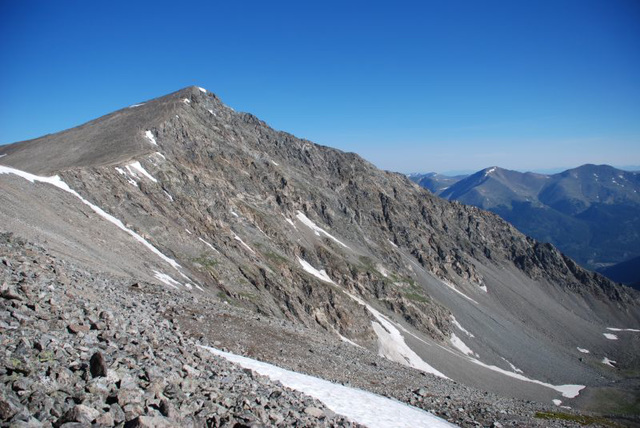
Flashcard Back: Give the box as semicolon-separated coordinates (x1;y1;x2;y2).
415;165;640;271
1;86;639;425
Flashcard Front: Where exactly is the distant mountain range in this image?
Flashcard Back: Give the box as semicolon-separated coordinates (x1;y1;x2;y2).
410;165;640;286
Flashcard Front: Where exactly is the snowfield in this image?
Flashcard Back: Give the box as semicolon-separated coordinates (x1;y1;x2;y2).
201;346;457;428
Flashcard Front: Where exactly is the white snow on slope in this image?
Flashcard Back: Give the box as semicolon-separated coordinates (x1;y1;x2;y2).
552;399;562;406
500;357;523;374
0;154;6;158
601;357;616;367
185;229;192;235
297;258;447;379
230;210;239;218
451;316;474;337
197;87;207;93
603;333;618;340
451;333;478;357
577;348;590;354
296;211;349;248
298;258;334;283
183;98;191;104
442;279;478;304
115;167;138;187
468;359;584;398
201;346;456;428
271;160;279;166
0;166;182;272
607;327;640;332
128;103;144;108
233;233;255;254
144;130;157;146
153;271;180;289
198;237;220;254
154;152;166;160
126;161;158;183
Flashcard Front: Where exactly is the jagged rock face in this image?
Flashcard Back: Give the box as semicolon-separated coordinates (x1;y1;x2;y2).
1;87;639;413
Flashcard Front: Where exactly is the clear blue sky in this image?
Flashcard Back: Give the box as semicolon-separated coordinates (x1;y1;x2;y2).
1;0;639;174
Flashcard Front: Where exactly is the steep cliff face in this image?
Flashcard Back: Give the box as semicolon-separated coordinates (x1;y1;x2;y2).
1;86;639;412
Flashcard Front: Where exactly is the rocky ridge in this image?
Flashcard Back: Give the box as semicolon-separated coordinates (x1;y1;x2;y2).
1;232;598;427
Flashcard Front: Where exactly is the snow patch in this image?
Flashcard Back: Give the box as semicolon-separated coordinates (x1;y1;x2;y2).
126;161;158;183
603;333;618;340
298;258;334;284
197;87;207;93
153;271;180;289
207;109;216;116
376;264;389;278
115;167;138;187
388;239;398;248
201;347;455;428
233;233;255;254
0;165;183;272
154;152;166;160
230;210;239;218
185;229;192;235
552;399;562;406
451;333;478;357
144;130;157;146
500;357;523;374
607;327;640;332
577;348;590;354
339;334;362;348
284;217;297;229
163;190;174;202
601;357;616;367
295;211;349;248
468;358;584;398
198;238;220;254
442;279;478;304
478;284;488;293
451;316;474;338
128;103;144;108
297;257;447;378
183;98;191;104
271;160;279;166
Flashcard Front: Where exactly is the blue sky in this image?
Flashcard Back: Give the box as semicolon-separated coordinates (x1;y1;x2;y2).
1;0;639;174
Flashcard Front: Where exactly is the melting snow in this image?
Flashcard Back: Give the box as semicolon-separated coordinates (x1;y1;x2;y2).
233;233;255;254
552;399;562;406
163;190;174;202
183;98;191;104
467;359;584;398
207;109;215;116
577;348;590;354
201;347;455;428
126;161;158;183
451;333;478;357
284;216;297;229
144;130;157;146
295;211;349;248
500;357;523;374
601;357;616;367
298;258;334;283
115;167;138;187
296;257;448;379
198;237;220;254
442;279;478;304
478;284;488;293
603;333;618;340
153;271;181;289
451;316;474;337
0;165;183;273
607;327;640;332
